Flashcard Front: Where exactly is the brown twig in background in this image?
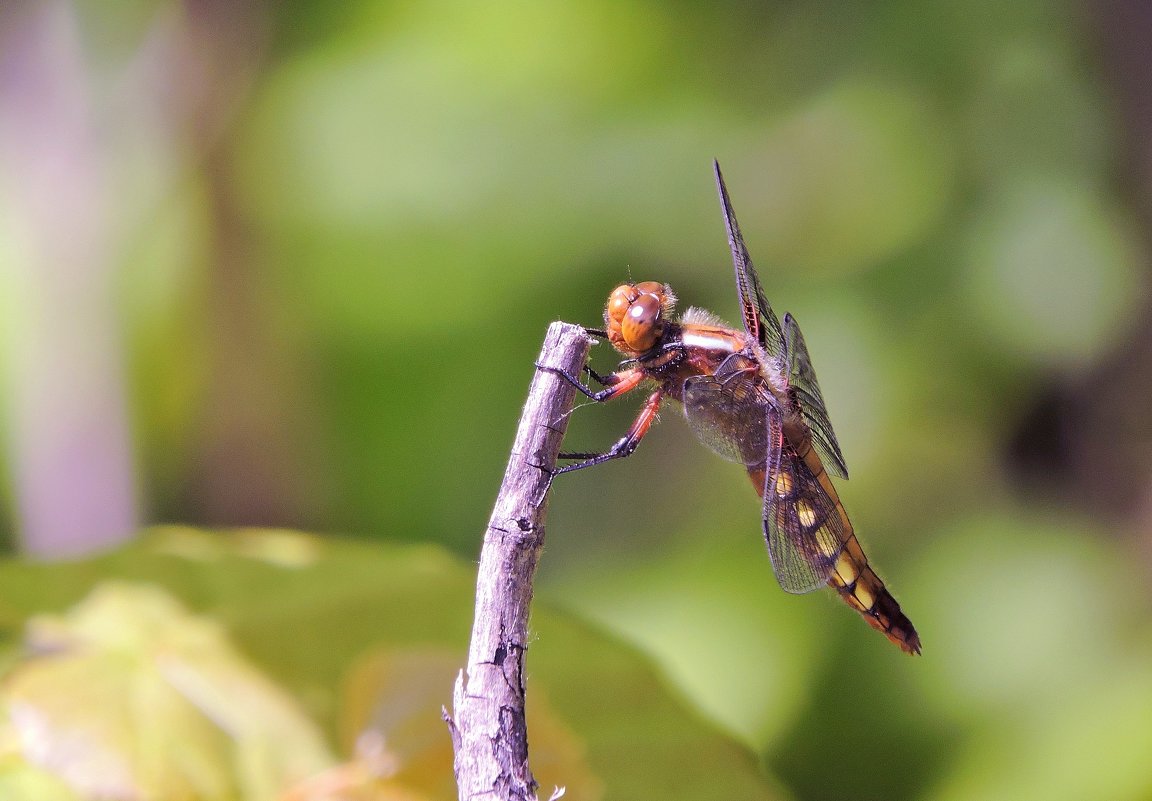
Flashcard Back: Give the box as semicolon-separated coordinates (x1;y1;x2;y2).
445;321;592;801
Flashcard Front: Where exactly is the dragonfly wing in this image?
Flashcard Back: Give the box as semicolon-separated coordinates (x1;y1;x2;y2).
761;409;847;594
683;354;768;465
713;161;785;357
782;312;848;480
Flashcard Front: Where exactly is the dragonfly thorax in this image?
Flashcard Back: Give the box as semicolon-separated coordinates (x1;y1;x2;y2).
604;281;677;356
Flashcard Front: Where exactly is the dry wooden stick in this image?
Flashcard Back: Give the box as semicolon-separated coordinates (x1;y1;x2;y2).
445;321;593;801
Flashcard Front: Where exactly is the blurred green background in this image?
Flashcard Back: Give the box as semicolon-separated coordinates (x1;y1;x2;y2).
1;0;1151;799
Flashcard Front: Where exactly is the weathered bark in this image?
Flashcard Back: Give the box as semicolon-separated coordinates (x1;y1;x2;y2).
445;321;592;801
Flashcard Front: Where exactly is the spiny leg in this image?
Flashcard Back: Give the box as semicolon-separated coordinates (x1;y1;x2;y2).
554;389;663;475
533;360;655;500
536;363;645;402
535;326;609;392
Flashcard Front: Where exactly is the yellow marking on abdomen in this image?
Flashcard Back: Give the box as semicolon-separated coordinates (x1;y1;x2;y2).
802;442;920;653
834;551;858;585
796;500;817;528
774;471;793;498
798;441;853;531
817;526;841;559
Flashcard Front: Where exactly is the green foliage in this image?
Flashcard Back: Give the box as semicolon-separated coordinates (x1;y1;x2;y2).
3;0;1152;799
0;528;781;800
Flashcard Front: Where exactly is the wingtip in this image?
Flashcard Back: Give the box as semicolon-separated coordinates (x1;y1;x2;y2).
713;161;735;224
712;159;727;194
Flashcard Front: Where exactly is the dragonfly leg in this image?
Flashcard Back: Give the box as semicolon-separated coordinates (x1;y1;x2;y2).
583;364;612;387
536;364;645;402
555;390;663;474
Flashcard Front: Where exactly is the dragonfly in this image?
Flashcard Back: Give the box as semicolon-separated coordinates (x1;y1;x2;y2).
544;161;920;654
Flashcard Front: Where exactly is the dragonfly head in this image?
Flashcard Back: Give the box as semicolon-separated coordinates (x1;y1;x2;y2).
604;281;677;356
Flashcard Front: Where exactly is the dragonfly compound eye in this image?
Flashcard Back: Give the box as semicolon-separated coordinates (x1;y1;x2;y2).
620;292;664;352
606;285;640;326
604;282;675;355
633;280;666;296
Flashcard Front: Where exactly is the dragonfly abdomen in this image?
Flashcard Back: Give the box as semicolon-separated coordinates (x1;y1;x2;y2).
797;441;922;655
828;533;921;655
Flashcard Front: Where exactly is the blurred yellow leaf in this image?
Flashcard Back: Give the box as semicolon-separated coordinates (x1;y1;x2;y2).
338;646;600;801
278;756;432;801
1;583;334;801
0;758;81;801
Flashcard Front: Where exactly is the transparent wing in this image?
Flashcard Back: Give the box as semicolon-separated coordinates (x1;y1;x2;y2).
760;411;847;594
782;312;848;480
682;354;768;466
713;161;785;357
